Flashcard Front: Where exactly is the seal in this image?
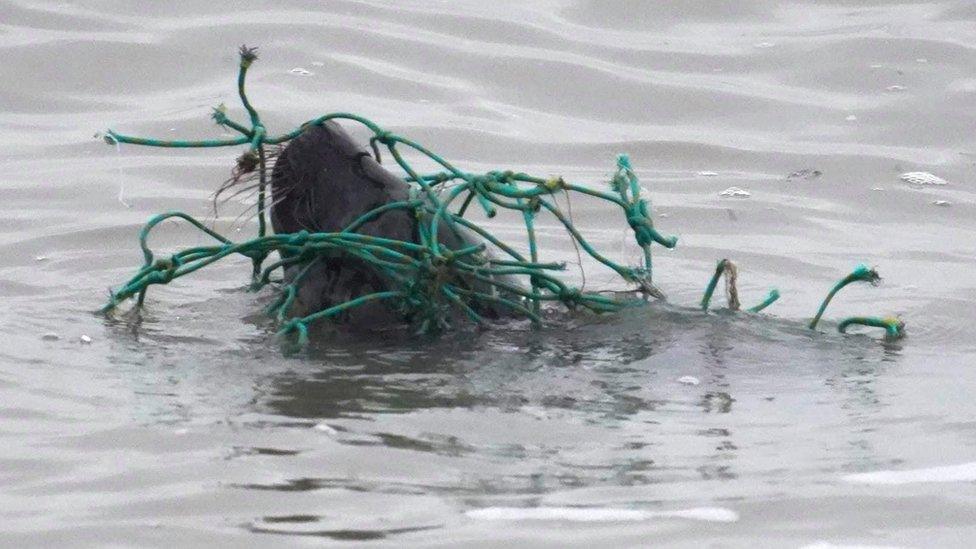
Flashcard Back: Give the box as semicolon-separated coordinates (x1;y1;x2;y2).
269;121;513;329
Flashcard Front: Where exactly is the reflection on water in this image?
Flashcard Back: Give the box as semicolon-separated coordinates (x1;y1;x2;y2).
171;302;905;540
94;291;912;542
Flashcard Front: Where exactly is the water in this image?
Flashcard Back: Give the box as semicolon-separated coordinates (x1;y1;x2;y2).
2;0;975;546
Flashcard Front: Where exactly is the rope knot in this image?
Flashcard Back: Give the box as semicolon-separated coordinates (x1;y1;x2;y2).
372;130;395;145
560;288;582;306
485;170;514;184
147;256;179;284
623;200;677;249
369;131;395;163
626;201;654;247
431;252;455;271
543;176;565;191
286;230;310;247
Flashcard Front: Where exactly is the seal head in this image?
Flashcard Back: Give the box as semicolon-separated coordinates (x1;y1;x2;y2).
270;122;512;329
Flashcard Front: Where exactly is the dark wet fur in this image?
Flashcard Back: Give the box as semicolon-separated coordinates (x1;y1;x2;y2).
268;122;512;329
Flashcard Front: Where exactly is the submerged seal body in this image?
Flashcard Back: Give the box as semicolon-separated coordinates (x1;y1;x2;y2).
269;122;512;329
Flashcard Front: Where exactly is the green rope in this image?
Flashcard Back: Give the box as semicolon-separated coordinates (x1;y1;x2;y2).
838;316;905;339
700;259;779;313
747;289;781;313
808;264;880;330
99;46;903;344
100;46;682;342
701;259;731;311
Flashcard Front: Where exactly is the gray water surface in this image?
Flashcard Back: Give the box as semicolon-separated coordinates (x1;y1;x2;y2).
2;1;976;547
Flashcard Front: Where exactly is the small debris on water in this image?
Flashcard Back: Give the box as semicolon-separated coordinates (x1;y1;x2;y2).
871;187;885;191
290;67;313;76
900;171;948;186
41;333;59;341
35;256;48;262
932;200;951;207
885;85;907;92
845;115;858;121
719;186;751;198
697;171;719;177
314;423;338;435
678;376;701;386
787;169;822;181
466;506;738;523
80;335;93;344
753;42;775;48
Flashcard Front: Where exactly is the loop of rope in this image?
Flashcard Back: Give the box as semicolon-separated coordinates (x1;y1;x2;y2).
838;316;905;339
278;318;309;346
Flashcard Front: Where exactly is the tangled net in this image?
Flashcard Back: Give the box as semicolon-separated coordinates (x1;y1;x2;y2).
100;46;904;344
